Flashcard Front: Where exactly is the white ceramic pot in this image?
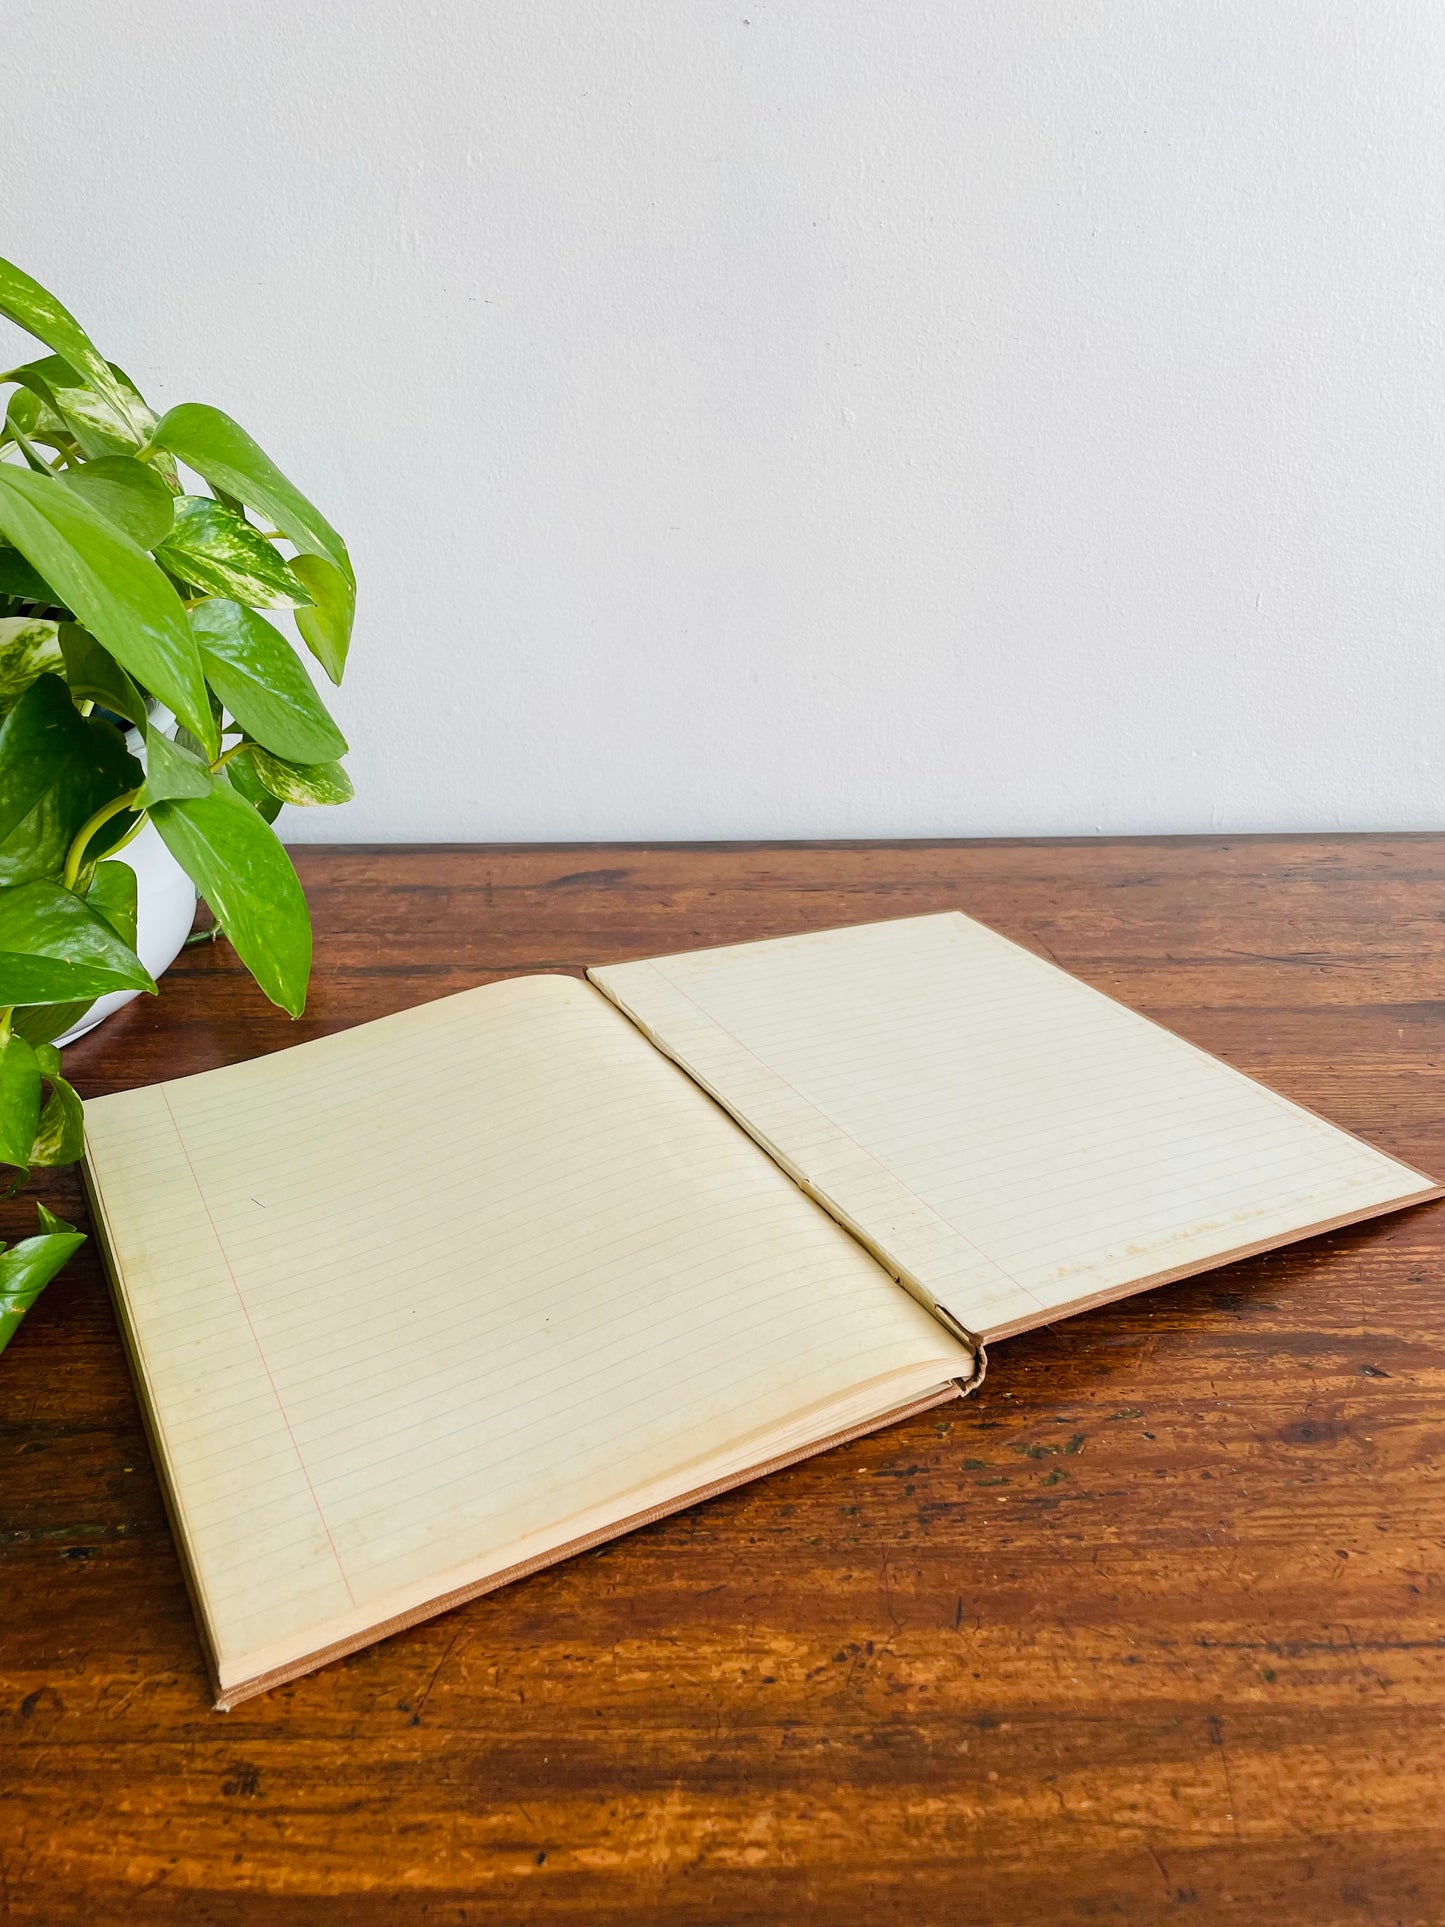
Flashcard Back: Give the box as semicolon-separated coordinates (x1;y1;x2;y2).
55;819;198;1049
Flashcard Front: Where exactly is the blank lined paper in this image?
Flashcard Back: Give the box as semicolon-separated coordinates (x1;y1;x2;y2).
590;914;1439;1339
83;975;969;1701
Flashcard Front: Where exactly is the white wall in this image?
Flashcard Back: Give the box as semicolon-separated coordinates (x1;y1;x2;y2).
6;1;1444;840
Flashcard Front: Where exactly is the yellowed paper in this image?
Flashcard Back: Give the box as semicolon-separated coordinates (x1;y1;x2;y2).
591;913;1439;1340
84;975;969;1696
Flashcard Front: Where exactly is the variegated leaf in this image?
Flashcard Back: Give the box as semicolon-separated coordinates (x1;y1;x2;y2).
248;744;353;806
0;258;150;445
223;744;282;822
0;618;64;714
147;404;352;586
156;497;312;608
3;379;71;452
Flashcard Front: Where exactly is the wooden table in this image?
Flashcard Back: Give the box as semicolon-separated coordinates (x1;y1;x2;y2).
4;838;1443;1925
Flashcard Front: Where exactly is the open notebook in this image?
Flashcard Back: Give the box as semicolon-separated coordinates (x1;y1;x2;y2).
82;911;1439;1707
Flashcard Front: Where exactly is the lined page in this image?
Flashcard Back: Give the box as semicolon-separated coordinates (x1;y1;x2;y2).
83;975;969;1697
590;914;1440;1341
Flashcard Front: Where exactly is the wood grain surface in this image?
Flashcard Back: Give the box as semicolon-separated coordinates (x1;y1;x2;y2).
3;837;1444;1925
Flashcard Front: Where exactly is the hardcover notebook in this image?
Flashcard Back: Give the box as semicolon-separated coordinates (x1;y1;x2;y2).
82;912;1440;1708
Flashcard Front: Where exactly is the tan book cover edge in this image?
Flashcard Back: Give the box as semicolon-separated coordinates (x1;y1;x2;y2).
210;1377;972;1711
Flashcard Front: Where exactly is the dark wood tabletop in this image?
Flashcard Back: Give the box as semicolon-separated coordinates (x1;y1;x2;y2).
4;837;1444;1925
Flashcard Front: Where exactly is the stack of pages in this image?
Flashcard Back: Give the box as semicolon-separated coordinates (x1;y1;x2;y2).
82;912;1438;1706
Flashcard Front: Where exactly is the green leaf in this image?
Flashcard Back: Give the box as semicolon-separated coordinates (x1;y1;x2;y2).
0;467;215;756
0;618;64;715
223;745;282;823
58;623;145;728
0;261;146;444
7;356;176;482
290;553;354;685
0;1029;40;1167
191;600;346;763
135;726;210;806
146;404;352;586
0;879;156;1005
4;379;70;453
249;745;353;806
0;545;58;606
59;456;174;550
156;496;312;609
12;995;91;1048
13;859;139;1047
0;673;140;888
11;438;50;476
152;781;309;1015
6;359;120;462
0;1204;85;1356
28;1043;85;1167
86;856;139;952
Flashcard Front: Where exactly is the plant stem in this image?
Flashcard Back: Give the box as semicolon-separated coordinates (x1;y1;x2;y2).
62;789;140;891
0;1007;12;1048
59;736;243;891
9;424;49;474
101;809;150;861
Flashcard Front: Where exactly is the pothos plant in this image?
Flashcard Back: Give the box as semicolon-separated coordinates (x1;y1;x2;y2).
0;256;355;1355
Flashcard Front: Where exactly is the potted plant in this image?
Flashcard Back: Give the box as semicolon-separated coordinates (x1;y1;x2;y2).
0;257;355;1354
